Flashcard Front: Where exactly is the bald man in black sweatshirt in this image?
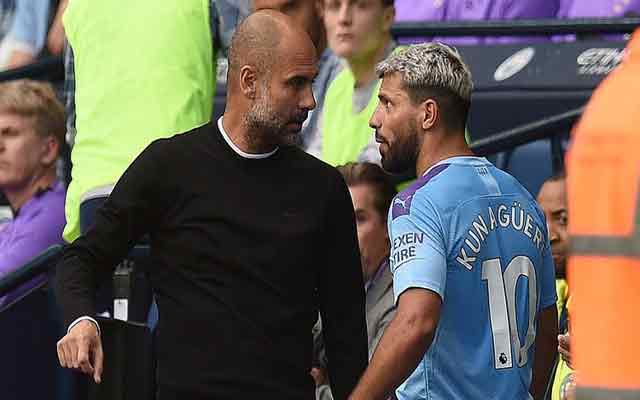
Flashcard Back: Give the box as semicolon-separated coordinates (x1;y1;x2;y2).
54;10;368;400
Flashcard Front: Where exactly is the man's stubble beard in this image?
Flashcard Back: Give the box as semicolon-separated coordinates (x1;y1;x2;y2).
243;88;297;149
382;119;421;174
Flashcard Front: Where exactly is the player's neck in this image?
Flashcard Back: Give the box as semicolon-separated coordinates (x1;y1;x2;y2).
416;133;473;177
4;170;57;211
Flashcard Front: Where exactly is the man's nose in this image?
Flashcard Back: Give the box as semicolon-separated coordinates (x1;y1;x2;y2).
301;85;316;111
369;104;382;129
338;3;352;25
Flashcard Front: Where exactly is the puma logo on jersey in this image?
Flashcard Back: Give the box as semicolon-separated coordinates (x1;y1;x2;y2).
394;197;410;209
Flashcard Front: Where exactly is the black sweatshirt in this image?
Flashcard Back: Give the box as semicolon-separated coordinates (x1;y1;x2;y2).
55;121;368;400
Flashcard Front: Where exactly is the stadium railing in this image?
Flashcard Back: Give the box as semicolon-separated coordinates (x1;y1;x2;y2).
0;244;63;311
470;106;584;172
0;55;64;83
0;244;154;400
0;245;66;400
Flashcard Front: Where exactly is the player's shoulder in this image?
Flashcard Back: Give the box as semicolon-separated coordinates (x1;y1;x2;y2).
145;121;212;152
390;156;530;220
390;163;451;221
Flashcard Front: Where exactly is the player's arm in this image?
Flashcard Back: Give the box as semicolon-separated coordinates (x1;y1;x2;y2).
54;141;168;381
350;196;446;400
2;0;49;70
530;305;558;399
530;218;560;400
349;288;441;400
318;170;369;400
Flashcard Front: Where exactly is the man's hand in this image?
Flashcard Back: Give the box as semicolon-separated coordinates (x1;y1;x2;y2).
558;333;572;369
56;320;104;383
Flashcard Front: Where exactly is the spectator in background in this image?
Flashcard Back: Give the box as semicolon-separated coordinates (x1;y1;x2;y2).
217;0;252;49
62;0;219;243
443;0;559;45
314;0;396;165
537;173;569;319
537;173;575;400
0;79;65;307
0;0;15;42
559;0;639;19
0;0;51;70
557;0;640;41
313;162;397;400
394;0;559;45
393;0;445;45
46;0;68;57
339;162;397;357
253;0;342;156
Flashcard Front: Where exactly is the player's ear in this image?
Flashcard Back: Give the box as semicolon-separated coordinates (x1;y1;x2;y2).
421;99;437;131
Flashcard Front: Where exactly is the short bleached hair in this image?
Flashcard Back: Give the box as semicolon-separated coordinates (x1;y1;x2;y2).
377;42;473;101
376;42;473;130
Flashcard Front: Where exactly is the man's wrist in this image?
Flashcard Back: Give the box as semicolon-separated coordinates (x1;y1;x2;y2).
67;316;101;335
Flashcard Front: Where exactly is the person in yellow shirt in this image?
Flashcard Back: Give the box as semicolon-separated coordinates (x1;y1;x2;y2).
537;173;569;316
537;173;574;400
63;0;218;243
315;0;396;165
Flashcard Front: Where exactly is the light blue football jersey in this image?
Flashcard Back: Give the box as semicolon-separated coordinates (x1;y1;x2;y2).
389;156;557;400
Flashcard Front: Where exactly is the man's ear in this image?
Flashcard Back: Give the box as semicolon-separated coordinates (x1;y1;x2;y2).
40;135;59;167
420;99;438;131
239;65;259;99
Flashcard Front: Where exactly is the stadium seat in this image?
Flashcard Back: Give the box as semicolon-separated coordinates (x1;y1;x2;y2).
499;139;553;197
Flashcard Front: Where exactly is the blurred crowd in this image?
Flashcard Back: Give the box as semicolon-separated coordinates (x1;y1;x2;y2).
0;0;66;71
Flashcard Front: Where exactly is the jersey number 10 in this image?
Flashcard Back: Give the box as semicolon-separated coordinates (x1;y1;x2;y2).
481;256;538;370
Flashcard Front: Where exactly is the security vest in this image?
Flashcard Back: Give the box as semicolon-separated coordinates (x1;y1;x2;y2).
566;29;640;400
63;0;216;241
551;290;573;400
321;67;381;166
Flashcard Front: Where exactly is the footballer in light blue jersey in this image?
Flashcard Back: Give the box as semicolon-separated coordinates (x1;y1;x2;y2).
348;42;558;400
389;156;557;400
